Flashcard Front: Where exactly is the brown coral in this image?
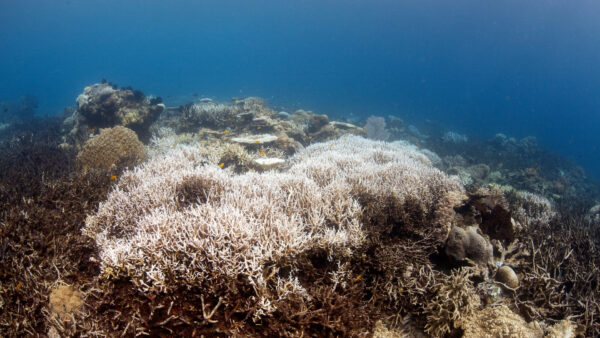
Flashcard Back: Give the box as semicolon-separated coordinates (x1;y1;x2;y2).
424;268;481;337
75;83;163;141
76;126;147;171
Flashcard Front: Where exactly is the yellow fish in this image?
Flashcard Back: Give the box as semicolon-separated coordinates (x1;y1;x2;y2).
255;140;261;144
224;130;229;134
219;163;225;168
110;175;117;181
259;151;266;156
257;126;262;130
201;139;206;143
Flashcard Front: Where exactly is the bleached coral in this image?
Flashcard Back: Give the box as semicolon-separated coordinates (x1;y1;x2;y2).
84;135;464;320
179;101;238;130
457;305;545;338
509;190;556;227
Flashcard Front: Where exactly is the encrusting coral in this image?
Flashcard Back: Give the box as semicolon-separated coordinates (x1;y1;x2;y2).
76;125;147;171
83;135;465;335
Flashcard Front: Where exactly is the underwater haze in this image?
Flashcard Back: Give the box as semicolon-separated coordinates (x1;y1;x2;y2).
1;0;600;176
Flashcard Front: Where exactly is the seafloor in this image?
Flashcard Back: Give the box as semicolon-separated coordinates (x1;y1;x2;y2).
0;82;599;337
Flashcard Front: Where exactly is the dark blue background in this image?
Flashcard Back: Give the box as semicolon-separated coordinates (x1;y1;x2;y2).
1;1;599;176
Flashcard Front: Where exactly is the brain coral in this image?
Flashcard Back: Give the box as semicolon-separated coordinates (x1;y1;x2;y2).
83;135;464;323
76;126;147;171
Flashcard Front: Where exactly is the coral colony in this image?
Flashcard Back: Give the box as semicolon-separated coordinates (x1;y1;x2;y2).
0;82;598;336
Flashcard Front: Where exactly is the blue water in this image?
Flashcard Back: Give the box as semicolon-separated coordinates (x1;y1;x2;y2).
1;1;599;176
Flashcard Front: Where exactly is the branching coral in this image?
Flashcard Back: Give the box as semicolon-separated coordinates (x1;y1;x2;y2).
513;202;599;336
83;135;465;334
424;268;481;337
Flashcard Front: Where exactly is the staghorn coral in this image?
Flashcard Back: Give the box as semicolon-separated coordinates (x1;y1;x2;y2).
424;268;481;337
0;122;122;336
513;201;599;336
76;126;147;171
83;135;464;335
506;189;555;227
178;101;239;131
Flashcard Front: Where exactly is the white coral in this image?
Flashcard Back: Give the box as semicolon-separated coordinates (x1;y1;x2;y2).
84;135;464;317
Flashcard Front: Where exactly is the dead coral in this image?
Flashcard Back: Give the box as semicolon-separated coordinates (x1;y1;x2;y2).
76;126;147;171
0;148;119;335
82;136;463;335
513;201;600;336
48;284;84;322
457;305;544;337
424;268;481;337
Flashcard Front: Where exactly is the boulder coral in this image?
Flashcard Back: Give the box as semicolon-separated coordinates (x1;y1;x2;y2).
65;82;164;145
444;225;493;265
76;126;147;171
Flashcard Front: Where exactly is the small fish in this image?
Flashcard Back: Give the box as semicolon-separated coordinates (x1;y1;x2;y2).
172;145;177;149
259;151;266;156
201;139;206;143
257;126;262;130
224;130;229;134
110;175;117;181
36;196;40;201
16;282;22;290
353;275;362;282
219;163;225;168
255;140;261;144
308;136;312;139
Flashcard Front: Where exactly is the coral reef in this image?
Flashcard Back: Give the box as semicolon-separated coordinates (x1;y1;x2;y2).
424;268;481;337
64;82;164;147
76;125;147;171
0;116;121;336
2;87;599;336
444;225;493;265
458;305;545;337
82;135;464;335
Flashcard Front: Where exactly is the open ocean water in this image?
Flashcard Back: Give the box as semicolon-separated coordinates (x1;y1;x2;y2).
1;0;599;177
